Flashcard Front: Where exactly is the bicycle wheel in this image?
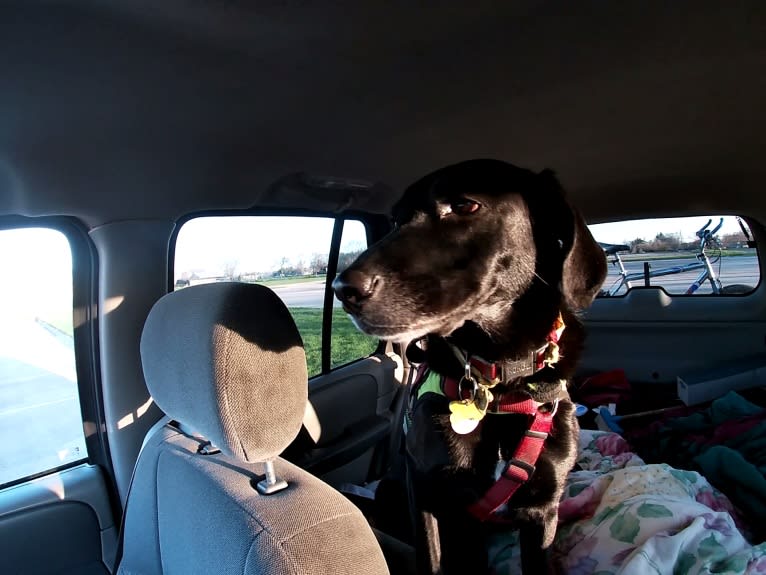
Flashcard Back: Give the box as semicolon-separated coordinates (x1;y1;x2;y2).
720;284;754;295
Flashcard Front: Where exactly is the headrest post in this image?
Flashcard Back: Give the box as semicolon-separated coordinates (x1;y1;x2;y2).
256;460;288;495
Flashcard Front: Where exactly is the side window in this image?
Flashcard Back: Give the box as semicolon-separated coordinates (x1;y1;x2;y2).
174;216;379;378
0;227;86;486
589;215;759;296
332;220;378;369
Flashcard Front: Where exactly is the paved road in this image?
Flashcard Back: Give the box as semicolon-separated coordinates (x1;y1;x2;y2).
0;319;84;485
272;256;761;306
603;255;759;295
272;280;339;308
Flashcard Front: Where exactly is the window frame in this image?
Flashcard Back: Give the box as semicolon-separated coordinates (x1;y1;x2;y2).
0;216;111;490
169;208;390;376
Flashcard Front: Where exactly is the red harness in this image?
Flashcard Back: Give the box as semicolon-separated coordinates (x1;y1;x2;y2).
439;375;558;521
412;358;559;522
409;316;565;521
467;395;557;521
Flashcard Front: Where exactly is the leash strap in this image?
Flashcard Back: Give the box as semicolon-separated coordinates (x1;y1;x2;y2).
467;406;555;521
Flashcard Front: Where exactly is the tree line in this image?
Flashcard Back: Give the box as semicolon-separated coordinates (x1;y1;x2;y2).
225;249;365;282
626;231;749;254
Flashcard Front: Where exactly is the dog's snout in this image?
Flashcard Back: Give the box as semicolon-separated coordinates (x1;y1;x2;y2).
333;270;379;308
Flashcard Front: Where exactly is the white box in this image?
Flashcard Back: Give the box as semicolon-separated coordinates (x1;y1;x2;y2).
677;356;766;406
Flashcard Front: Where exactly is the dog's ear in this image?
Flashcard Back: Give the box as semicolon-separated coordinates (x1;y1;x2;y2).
535;170;607;311
562;205;607;310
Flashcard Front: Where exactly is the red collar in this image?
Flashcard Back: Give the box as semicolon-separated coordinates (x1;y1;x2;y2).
442;374;557;415
452;313;566;385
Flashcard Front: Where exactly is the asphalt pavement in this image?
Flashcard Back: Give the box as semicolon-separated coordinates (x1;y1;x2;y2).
0;319;84;485
602;255;759;295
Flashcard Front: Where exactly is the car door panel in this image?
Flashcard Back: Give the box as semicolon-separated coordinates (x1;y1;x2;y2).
0;464;117;575
581;286;766;383
284;351;404;486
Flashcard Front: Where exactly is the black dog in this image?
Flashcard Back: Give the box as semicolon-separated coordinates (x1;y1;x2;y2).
333;159;606;574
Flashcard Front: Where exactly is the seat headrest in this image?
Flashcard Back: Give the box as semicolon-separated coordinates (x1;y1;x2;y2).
140;282;308;462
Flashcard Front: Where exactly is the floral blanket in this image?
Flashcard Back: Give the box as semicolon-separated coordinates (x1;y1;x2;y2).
488;430;766;574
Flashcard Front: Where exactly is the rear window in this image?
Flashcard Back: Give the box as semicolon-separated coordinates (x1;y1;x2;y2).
588;215;759;296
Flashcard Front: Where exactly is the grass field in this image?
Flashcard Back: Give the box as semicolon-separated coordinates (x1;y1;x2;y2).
287;307;378;376
38;312;74;337
619;250;755;261
256;275;326;287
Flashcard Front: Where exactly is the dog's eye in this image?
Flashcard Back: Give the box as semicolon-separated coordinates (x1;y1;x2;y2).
451;200;481;216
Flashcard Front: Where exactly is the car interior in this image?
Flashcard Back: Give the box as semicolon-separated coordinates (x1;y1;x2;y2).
1;2;765;574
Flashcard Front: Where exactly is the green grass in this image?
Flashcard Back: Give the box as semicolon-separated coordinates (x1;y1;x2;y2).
38;312;74;337
287;307;378;376
620;250;755;261
256;275;326;287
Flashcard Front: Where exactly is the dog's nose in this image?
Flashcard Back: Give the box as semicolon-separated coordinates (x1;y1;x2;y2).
333;270;379;308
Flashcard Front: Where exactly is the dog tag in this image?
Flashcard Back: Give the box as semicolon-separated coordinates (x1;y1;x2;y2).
448;385;493;435
450;414;480;435
474;386;493;412
448;400;484;434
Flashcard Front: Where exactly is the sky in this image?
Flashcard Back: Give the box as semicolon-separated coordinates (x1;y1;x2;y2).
0;228;72;319
174;216;368;278
587;215;744;245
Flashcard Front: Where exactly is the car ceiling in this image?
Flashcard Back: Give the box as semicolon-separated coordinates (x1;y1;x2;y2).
1;1;765;228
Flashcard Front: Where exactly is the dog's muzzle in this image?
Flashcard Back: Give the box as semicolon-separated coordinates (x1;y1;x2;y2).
332;269;379;313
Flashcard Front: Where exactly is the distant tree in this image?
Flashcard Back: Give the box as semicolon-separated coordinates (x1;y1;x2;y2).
337;249;364;273
629;238;647;254
720;231;748;249
310;253;328;275
645;232;680;252
223;259;240;281
275;256;290;277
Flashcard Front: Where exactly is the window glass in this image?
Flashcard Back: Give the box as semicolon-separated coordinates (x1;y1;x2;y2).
332;220;379;369
174;216;378;377
589;216;759;296
0;228;86;486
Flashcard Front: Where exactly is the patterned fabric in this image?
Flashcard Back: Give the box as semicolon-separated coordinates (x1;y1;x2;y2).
625;391;766;528
487;430;766;574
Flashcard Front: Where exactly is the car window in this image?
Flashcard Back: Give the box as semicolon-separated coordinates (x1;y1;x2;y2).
174;216;379;377
332;220;379;369
0;227;86;486
589;215;759;296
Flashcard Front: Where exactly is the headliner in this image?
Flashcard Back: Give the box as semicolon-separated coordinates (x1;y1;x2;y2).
1;1;765;227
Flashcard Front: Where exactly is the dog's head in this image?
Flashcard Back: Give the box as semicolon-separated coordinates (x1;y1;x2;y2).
333;159;606;342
